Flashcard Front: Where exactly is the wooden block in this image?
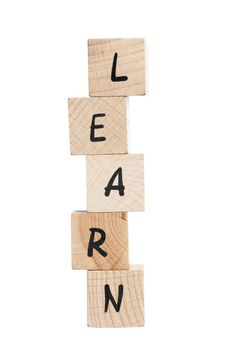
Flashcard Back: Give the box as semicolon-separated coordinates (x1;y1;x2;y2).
71;211;128;270
87;265;144;327
86;154;144;212
68;97;128;155
88;38;146;97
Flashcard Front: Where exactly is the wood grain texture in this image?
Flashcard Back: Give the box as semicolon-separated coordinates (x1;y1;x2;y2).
87;265;144;327
68;97;128;155
88;38;146;96
72;211;129;270
86;154;145;212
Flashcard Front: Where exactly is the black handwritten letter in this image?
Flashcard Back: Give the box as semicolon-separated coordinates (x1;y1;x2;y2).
90;114;106;142
111;53;128;82
104;167;125;197
104;284;124;312
87;228;107;257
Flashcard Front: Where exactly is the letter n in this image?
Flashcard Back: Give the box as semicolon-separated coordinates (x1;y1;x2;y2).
104;284;124;312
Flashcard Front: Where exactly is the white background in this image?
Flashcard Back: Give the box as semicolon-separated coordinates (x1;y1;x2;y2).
0;0;234;349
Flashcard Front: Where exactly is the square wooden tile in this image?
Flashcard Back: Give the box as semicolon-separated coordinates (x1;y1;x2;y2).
87;265;144;327
86;154;145;212
72;211;128;270
68;97;128;155
88;38;146;96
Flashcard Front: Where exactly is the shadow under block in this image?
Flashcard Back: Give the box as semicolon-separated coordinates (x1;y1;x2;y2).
86;154;145;212
68;97;128;155
88;38;146;97
87;265;144;327
72;211;129;270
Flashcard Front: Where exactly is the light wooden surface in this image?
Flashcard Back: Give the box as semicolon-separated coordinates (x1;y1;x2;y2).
71;211;129;270
87;265;144;327
68;97;128;155
86;154;145;212
88;38;146;96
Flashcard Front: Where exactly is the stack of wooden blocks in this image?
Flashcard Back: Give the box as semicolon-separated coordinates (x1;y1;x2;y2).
68;38;146;328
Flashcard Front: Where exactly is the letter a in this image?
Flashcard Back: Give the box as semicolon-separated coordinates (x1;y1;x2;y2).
104;167;125;197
